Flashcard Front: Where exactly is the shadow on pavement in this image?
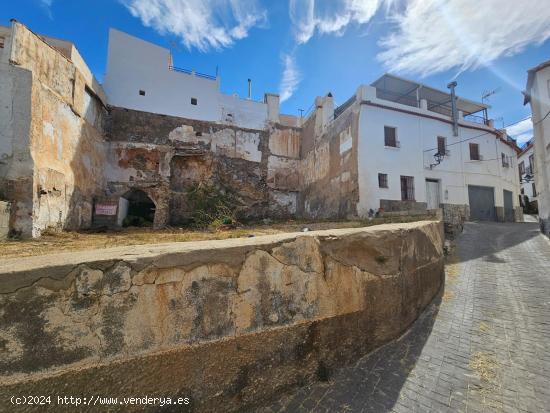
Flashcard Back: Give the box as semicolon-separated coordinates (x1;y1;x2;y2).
458;222;542;263
257;289;444;412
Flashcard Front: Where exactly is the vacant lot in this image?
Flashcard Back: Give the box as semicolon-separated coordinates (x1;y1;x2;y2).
0;216;434;259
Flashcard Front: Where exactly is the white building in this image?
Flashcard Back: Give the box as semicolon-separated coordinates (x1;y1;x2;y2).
101;29;522;228
517;141;538;208
103;28;279;131
355;75;521;223
524;60;550;235
295;74;520;226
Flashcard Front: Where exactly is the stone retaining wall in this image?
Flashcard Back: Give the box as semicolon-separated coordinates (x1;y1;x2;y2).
0;220;444;412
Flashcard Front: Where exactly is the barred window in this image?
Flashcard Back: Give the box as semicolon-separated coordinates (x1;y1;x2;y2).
378;173;388;188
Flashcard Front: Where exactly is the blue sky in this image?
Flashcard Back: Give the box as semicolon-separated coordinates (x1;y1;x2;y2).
3;0;550;146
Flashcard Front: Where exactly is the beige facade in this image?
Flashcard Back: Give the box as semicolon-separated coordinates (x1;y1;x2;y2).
0;21;106;237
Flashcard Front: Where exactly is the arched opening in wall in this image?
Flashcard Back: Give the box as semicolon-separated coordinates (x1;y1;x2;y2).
122;189;155;227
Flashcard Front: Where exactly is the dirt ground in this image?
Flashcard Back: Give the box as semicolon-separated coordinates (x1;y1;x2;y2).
0;216;434;259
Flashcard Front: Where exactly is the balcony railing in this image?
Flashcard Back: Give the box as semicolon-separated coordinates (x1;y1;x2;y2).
169;65;217;81
463;113;490;126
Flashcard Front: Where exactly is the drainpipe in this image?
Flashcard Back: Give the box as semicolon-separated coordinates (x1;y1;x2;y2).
447;81;458;137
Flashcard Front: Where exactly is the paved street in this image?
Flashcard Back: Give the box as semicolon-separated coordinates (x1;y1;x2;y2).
258;222;550;412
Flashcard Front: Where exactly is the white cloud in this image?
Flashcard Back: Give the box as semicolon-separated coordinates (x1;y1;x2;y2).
514;134;532;146
123;0;267;51
507;117;533;146
377;0;550;76
289;0;550;77
289;0;383;44
279;54;301;102
40;0;53;18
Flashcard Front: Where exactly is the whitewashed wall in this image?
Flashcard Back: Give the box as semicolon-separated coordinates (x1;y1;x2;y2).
356;85;520;215
529;66;550;225
518;146;537;200
218;93;268;130
103;29;269;130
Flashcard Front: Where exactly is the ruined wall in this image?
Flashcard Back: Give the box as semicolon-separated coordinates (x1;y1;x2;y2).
105;107;299;226
0;27;34;236
0;22;107;237
0;220;444;412
299;101;360;219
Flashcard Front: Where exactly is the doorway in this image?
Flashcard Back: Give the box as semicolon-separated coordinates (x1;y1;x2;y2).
122;189;155;227
425;179;440;210
503;189;514;222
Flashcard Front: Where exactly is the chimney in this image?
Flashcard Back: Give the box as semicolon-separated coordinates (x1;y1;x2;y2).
247;78;252;100
264;93;280;122
447;81;458;137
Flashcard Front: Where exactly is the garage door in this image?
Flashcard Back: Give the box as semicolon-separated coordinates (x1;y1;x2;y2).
468;185;496;221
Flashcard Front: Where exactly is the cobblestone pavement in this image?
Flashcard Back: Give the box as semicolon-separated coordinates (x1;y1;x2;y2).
257;222;550;412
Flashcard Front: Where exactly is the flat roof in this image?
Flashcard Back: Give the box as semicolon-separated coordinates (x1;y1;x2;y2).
371;74;489;116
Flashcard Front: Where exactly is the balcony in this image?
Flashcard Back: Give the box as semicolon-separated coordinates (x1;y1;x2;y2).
371;74;490;125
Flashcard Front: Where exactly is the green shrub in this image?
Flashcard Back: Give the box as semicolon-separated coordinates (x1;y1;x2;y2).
186;182;238;229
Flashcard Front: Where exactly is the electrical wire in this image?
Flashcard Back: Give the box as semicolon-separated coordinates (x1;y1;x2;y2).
423;114;533;153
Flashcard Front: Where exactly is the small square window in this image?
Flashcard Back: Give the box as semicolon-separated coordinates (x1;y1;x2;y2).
378;173;388;188
191;97;198;105
139;90;145;96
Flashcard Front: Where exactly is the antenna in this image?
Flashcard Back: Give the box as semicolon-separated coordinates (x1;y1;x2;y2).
481;88;500;103
493;116;504;129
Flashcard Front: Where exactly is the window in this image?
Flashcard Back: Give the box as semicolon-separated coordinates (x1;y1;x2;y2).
139;90;145;96
437;136;446;155
378;173;388;188
469;143;480;160
521;188;525;195
0;37;4;48
400;176;415;201
191;97;198;105
501;153;509;167
384;126;398;147
529;154;535;173
519;161;525;174
533;182;537;197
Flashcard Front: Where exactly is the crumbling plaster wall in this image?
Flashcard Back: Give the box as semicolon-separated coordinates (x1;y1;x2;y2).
299;99;360;219
105;107;300;226
0;22;107;237
0;220;444;412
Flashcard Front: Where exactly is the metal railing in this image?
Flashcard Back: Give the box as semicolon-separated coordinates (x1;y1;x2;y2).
169;66;217;81
334;95;356;119
463;113;489;126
